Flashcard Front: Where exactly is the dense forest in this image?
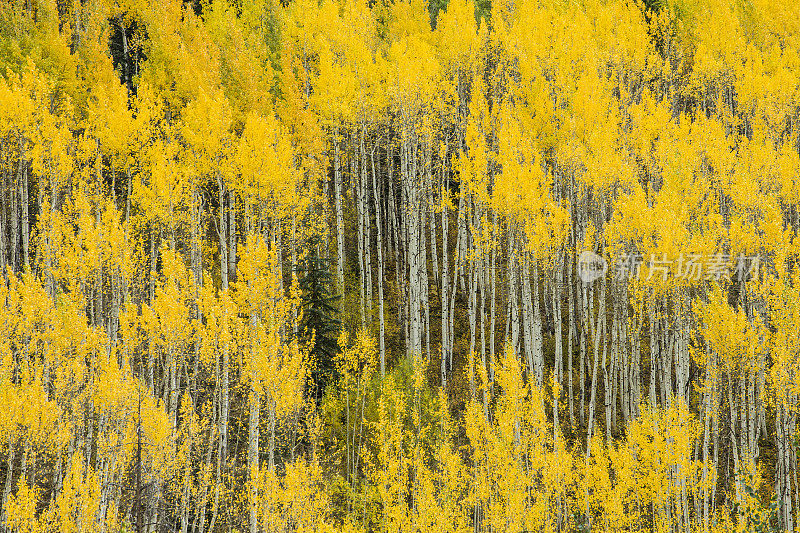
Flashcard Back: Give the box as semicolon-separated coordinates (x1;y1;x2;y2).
0;0;799;531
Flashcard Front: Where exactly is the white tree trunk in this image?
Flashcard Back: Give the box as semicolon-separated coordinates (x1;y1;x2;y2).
334;131;345;300
218;173;228;291
441;166;450;388
248;388;260;533
587;278;606;446
228;189;236;282
371;143;386;376
403;134;423;358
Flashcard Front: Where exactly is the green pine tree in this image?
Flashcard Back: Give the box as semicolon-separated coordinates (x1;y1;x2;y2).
297;252;342;400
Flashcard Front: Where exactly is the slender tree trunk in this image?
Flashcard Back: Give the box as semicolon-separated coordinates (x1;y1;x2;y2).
372;143;386;376
218;173;228;291
221;342;229;461
429;183;439;291
441;165;450;388
248;388;260;533
355;127;368;329
508;230;520;359
362;129;373;324
403;134;423;358
228;190;236;283
587;277;606;447
10;133;19;271
701;359;712;533
729;375;742;501
567;259;576;427
580;282;589;426
1;434;15;525
19;142;28;270
489;209;497;390
553;254;563;437
334;130;345;301
649;298;658;408
468;230;478;397
421;168;431;361
0;163;6;276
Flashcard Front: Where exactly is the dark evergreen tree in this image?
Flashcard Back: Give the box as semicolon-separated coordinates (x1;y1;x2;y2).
296;252;342;400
